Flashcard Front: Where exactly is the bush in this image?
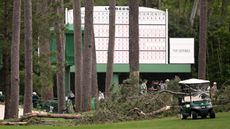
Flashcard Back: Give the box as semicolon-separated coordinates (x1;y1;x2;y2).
213;84;230;112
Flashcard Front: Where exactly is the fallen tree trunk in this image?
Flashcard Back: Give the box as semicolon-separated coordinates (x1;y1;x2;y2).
146;106;171;116
156;90;188;96
0;122;28;125
19;112;82;121
133;106;171;116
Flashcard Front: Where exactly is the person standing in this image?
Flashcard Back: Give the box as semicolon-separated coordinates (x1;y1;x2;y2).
140;79;148;95
210;82;217;97
32;92;39;108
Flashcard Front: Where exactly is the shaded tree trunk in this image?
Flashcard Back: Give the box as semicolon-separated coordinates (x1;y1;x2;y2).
73;0;83;112
221;0;228;17
129;0;140;95
23;0;33;114
55;0;65;113
82;0;94;111
198;0;207;79
190;0;199;26
144;0;151;7
3;0;12;119
9;0;21;119
105;0;116;98
91;30;98;99
143;0;160;8
217;38;222;76
158;0;161;9
3;41;11;119
39;0;54;102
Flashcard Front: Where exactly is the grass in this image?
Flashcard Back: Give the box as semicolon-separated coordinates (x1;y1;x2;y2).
1;112;230;129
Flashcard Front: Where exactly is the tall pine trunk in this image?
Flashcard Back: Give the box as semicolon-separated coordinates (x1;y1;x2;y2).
3;40;11;119
91;30;98;99
39;0;54;102
221;0;228;17
82;0;94;111
129;0;140;95
73;0;83;112
55;0;65;113
9;0;21;119
105;0;116;98
144;0;151;7
198;0;207;79
23;0;33;114
190;0;199;26
3;0;11;119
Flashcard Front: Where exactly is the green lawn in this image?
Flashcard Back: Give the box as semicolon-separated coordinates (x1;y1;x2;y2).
1;112;230;129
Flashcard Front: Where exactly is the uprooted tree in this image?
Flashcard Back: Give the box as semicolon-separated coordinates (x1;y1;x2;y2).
79;77;184;123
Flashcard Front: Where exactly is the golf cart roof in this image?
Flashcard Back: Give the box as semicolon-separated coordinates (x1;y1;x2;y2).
179;78;210;84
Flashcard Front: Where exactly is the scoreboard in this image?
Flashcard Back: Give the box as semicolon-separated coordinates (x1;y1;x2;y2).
65;6;168;64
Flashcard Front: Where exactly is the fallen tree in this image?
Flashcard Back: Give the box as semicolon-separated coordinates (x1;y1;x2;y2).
86;78;183;123
132;106;171;116
19;112;82;122
0;122;28;125
1;78;182;125
0;113;81;125
156;90;187;96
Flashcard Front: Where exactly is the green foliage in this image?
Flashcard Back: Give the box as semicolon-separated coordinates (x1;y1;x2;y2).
167;76;181;92
160;0;230;85
82;77;181;123
19;63;55;96
216;84;230;103
94;0;128;6
214;104;230;113
207;21;230;84
1;0;230;115
17;0;57;97
25;117;43;125
212;83;230;112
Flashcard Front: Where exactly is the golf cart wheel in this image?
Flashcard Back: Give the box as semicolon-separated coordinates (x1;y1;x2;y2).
191;111;197;119
180;114;187;119
209;110;216;118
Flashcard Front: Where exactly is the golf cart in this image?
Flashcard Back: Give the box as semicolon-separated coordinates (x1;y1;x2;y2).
179;78;215;119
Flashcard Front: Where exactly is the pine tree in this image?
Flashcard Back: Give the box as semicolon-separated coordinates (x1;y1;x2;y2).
23;0;33;114
39;0;54;102
198;0;207;79
3;0;12;119
9;0;21;118
105;0;116;98
129;0;140;95
82;0;94;111
91;30;98;100
73;0;83;112
55;0;65;113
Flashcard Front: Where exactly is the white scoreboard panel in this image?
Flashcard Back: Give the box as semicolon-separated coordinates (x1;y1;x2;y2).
170;38;194;64
66;6;168;64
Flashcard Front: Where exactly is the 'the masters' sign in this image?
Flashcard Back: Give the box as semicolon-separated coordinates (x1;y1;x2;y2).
170;38;194;64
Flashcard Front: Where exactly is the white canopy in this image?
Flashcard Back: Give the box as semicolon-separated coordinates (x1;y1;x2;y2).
179;78;210;84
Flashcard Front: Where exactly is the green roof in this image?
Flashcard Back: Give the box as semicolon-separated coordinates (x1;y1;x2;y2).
70;64;191;73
